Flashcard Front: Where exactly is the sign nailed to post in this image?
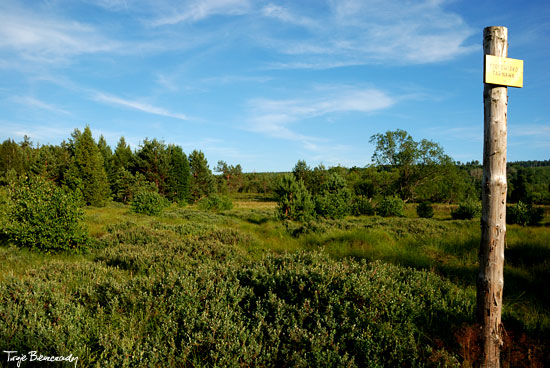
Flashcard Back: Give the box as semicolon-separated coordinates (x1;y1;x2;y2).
484;54;524;88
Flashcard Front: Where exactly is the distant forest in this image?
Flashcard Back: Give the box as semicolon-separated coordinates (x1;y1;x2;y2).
1;126;549;205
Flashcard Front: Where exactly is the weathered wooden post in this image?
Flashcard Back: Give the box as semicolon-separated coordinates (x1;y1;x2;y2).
478;26;523;367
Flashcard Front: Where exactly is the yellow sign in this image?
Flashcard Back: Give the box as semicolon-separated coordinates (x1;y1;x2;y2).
484;55;524;88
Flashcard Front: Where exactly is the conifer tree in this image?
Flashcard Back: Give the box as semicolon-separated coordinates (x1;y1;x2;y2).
166;145;190;203
66;126;110;206
188;150;215;202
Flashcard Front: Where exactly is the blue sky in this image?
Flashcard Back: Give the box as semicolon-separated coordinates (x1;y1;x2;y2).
0;0;548;172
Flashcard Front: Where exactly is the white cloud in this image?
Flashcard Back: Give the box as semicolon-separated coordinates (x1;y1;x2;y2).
11;96;71;115
258;0;476;67
152;0;251;26
93;92;189;120
247;86;395;146
261;4;318;29
0;4;121;64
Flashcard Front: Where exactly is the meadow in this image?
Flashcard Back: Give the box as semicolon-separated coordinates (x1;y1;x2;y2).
1;198;549;367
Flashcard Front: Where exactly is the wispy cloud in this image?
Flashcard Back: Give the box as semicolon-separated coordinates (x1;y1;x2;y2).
257;0;476;68
93;92;189;120
247;86;395;145
12;96;71;115
0;3;121;64
151;0;251;26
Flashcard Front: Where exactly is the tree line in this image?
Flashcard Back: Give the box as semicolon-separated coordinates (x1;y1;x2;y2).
1;126;549;207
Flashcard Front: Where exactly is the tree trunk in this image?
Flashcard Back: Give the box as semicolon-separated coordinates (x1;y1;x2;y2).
478;26;508;368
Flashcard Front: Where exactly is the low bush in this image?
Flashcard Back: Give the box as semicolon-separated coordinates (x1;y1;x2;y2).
351;196;376;216
0;176;89;253
507;201;544;226
197;194;233;212
130;190;169;216
416;201;434;219
376;196;405;217
451;199;481;220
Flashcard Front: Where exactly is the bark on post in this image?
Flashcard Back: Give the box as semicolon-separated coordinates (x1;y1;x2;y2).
478;26;508;368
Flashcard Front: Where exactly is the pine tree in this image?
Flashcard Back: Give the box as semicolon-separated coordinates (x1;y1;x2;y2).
166;145;190;203
66;126;110;206
188;150;215;202
112;136;133;172
97;135;113;179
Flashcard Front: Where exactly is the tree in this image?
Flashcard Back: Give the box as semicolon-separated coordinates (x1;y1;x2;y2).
274;174;315;222
165;145;190;203
97;135;113;180
112;137;133;172
30;144;71;184
188;150;215;202
131;139;170;194
66;126;111;206
370;129;452;202
215;160;243;193
314;172;352;219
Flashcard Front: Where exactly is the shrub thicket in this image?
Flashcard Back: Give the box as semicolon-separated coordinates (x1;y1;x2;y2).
451;199;481;220
507;201;544;226
376;196;405;217
352;196;376;216
197;194;233;212
1;176;89;253
416;201;434;219
130;190;169;216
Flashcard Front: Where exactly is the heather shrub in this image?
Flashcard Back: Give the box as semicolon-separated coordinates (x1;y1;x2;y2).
1;176;89;253
130;190;169;216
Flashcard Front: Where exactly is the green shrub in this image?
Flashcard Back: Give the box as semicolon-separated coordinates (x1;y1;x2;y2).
197;194;233;212
416;201;434;219
274;174;315;222
451;198;481;220
130;191;169;216
351;196;375;216
314;173;352;219
507;201;544;226
1;176;89;253
376;196;405;217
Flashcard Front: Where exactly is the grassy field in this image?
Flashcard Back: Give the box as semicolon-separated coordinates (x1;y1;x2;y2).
1;199;549;367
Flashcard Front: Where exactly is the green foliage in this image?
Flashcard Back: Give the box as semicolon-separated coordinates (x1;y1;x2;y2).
451;199;482;220
351;196;375;216
165;145;190;203
274;174;315;222
1;176;89;253
376;196;405;217
507;201;544;226
416;201;434;219
66;126;111;206
189;150;216;202
130;190;169;216
370;129;453;201
314;172;352;219
197;194;234;212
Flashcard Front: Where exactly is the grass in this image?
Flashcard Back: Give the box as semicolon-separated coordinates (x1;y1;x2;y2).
1;200;549;366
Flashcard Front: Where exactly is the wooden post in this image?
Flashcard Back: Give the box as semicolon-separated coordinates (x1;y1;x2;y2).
478;26;508;367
